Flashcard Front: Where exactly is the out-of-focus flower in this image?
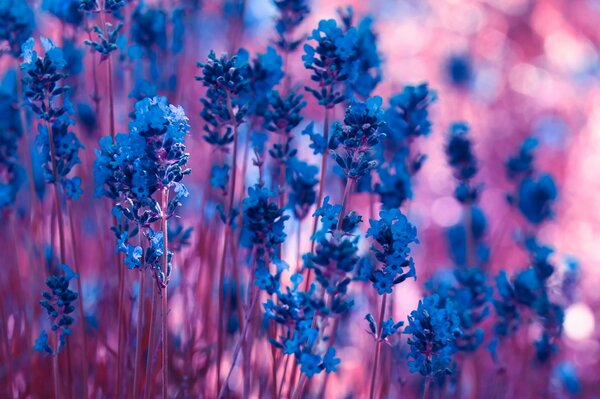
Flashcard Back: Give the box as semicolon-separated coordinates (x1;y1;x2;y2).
405;294;462;378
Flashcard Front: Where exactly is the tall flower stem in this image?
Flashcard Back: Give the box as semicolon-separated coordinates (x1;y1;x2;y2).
99;8;124;395
216;98;241;392
53;333;61;399
133;230;146;399
161;188;170;399
291;373;307;399
15;65;40;217
45;121;66;264
369;292;387;399
337;179;354;231
304;107;330;291
217;282;260;399
464;204;474;267
68;207;88;399
278;354;291;398
143;284;157;399
422;376;431;399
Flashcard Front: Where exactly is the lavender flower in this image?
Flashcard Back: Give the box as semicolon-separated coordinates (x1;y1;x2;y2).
35;265;79;356
303;19;358;108
405;294;462;378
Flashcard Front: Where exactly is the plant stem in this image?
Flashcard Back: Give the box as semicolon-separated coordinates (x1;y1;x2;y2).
100;9;123;396
278;354;291;398
217;98;241;392
369;293;387;399
45;121;66;264
336;178;354;231
67;208;88;399
464;204;474;267
304;107;330;291
133;230;146;399
217;284;260;399
53;333;61;399
291;374;306;399
422;376;431;399
143;284;157;399
161;188;170;399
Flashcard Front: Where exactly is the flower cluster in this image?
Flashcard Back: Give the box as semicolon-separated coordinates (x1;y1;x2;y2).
240;47;284;121
196;51;249;194
375;84;437;209
265;90;305;164
366;208;418;295
445;54;473;89
427;268;491;352
405;294;462;378
337;7;382;99
330;96;385;180
94;96;191;286
303;196;360;315
79;0;128;15
265;274;341;378
285;158;318;220
506;137;557;225
445;122;477;184
365;313;404;342
491;238;564;362
303;19;357;107
84;23;123;61
273;0;310;53
35;265;79;356
240;185;289;294
21;37;84;200
0;0;35;57
0;71;25;209
42;0;83;27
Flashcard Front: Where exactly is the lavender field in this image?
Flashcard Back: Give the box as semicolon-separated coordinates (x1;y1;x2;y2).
1;0;599;398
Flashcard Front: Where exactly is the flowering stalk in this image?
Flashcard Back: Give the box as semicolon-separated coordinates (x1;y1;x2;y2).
422;376;431;399
196;51;249;392
82;4;126;393
305;108;329;290
301;18;358;289
67;207;88;399
132;230;146;399
161;187;169;399
368;292;387;399
45;121;66;264
53;332;60;399
215;97;240;392
143;285;157;399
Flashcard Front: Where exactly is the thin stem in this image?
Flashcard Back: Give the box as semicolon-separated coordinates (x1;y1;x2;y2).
45;121;66;264
217;285;260;399
133;230;146;399
336;178;354;232
143;284;157;399
67;208;88;399
216;225;228;393
161;188;170;399
217;98;241;392
291;374;306;399
422;376;431;399
278;355;291;398
53;334;60;399
271;322;278;399
15;66;39;210
100;8;123;396
369;293;387;399
107;56;116;141
304;107;330;291
464;204;474;267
